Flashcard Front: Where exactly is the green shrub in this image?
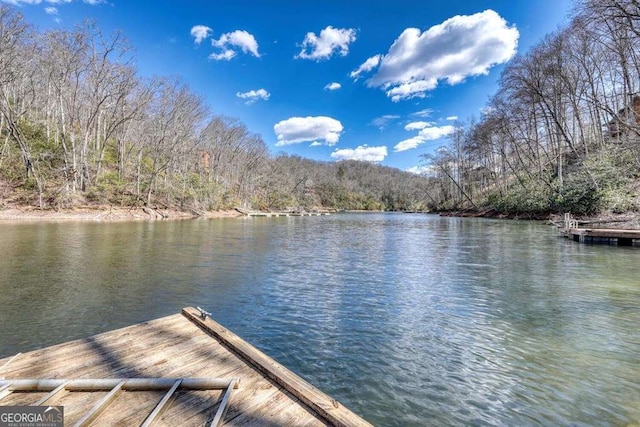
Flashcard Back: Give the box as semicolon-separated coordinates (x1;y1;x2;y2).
489;179;553;214
554;171;601;215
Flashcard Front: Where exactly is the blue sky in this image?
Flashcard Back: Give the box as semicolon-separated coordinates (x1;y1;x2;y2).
5;0;573;172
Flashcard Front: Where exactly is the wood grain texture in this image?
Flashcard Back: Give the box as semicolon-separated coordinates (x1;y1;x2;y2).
0;309;371;426
182;307;372;427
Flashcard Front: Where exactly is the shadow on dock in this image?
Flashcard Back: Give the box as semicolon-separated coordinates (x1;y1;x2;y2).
0;308;369;426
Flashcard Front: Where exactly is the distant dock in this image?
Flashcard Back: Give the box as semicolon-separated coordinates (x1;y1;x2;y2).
559;213;640;246
0;307;371;426
235;207;331;217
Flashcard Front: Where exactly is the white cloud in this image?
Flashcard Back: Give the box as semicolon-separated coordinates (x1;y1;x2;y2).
44;5;57;13
354;10;518;101
331;145;388;162
236;88;270;105
208;49;236;61
274;116;343;146
296;26;356;61
419;124;455;140
212;30;260;57
386;79;437;102
370;114;400;130
190;25;212;45
394;124;455;152
350;54;381;79
394;136;427;152
412;108;434;118
406;165;434;175
446;115;458;121
404;121;430;131
324;82;341;91
209;30;260;61
0;0;35;4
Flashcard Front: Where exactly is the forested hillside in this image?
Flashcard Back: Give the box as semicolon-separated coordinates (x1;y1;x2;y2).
422;0;640;216
4;1;640;218
0;5;429;212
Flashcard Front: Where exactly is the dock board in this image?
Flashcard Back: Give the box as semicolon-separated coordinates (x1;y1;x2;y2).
0;307;372;427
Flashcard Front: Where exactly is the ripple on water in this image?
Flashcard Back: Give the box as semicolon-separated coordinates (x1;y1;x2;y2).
1;214;639;426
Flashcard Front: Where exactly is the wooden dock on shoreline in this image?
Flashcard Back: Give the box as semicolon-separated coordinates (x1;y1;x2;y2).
234;208;330;218
0;307;371;427
559;214;640;246
560;227;640;246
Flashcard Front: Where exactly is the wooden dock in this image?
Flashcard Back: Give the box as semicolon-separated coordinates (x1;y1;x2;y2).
234;208;330;217
0;307;372;427
561;227;640;246
558;213;640;246
246;212;329;217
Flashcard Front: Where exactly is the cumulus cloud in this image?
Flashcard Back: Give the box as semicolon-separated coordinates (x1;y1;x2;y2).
352;10;518;101
212;30;260;57
331;145;388;162
421;125;455;140
274;116;343;146
296;26;356;60
324;82;341;91
190;25;212;45
236;88;270;105
446;115;458;121
44;5;57;13
350;54;381;79
191;26;260;60
200;30;261;60
394;124;455;152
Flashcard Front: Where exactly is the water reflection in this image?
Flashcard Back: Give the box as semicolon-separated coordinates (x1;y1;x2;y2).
0;214;639;426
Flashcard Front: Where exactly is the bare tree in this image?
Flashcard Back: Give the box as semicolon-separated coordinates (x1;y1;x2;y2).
139;77;207;206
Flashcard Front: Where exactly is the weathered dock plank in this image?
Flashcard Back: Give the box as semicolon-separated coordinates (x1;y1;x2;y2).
0;308;372;427
182;307;370;427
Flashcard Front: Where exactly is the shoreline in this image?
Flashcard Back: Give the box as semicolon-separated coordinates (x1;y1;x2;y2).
1;205;639;229
0;206;243;223
438;208;640;229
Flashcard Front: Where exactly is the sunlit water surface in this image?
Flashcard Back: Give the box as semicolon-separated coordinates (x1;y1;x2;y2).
1;213;639;426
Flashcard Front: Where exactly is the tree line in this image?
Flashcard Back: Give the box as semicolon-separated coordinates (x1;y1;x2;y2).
0;5;429;213
422;0;640;216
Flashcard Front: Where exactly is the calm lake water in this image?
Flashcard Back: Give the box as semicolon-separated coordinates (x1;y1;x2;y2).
1;213;639;426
